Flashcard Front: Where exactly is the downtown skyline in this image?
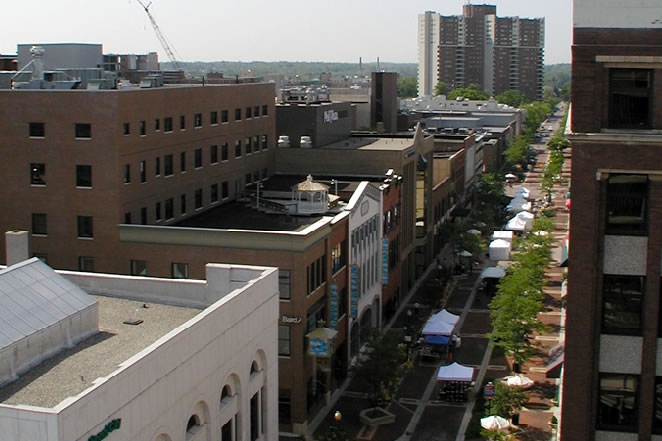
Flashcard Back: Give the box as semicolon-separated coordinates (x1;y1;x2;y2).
1;0;571;65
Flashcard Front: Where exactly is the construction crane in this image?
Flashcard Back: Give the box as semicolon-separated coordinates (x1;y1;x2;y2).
136;0;181;71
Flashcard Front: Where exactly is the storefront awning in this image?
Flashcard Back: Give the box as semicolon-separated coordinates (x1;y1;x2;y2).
546;344;564;378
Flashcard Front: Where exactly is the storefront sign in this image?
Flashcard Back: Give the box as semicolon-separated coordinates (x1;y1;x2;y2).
329;282;338;329
88;419;121;441
382;238;389;285
350;265;359;318
282;315;302;324
309;337;329;356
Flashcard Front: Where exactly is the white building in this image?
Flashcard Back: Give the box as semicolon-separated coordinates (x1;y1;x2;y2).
417;11;441;97
346;182;383;360
0;232;279;441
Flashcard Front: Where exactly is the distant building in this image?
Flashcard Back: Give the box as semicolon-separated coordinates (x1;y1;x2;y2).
562;0;662;440
417;5;544;101
0;231;279;441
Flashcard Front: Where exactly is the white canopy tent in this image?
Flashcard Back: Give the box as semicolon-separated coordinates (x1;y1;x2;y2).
422;309;459;336
492;230;513;243
506;211;534;232
507;197;532;213
481;266;506;279
481;415;511;430
514;186;531;199
436;362;474;382
489;239;511;261
502;374;535;388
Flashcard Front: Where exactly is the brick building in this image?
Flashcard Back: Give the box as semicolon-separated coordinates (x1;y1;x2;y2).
562;0;662;439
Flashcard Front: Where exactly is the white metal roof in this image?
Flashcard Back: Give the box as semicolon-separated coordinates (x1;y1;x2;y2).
0;258;96;349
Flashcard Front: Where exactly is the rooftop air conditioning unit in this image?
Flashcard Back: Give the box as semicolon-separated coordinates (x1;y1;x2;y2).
300;136;312;148
277;135;290;148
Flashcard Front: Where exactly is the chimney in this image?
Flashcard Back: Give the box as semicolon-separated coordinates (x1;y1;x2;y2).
6;230;30;266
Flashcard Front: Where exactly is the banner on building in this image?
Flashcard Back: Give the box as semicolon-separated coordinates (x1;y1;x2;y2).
330;281;338;328
350;264;359;319
382;238;389;285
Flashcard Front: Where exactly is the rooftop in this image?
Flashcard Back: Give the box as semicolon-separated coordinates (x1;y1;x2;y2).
323;136;413;151
0;295;199;408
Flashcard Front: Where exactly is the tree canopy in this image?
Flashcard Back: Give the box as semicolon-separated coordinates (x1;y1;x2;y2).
447;84;490;101
495;90;529;107
397;76;418;98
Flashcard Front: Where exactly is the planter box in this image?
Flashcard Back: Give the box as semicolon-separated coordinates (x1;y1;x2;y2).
359;407;396;426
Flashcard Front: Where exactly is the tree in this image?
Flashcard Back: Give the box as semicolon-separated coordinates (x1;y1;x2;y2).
495;90;528;108
434;81;449;97
547;133;570;151
448;84;490;101
491;382;525;420
349;328;407;407
397;76;418;98
504;136;530;170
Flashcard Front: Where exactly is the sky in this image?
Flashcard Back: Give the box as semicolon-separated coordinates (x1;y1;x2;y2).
0;0;572;65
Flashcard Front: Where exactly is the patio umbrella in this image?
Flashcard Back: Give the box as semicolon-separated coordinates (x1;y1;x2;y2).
466;229;481;235
503;374;535;389
474;221;487;228
481;415;511;430
505;173;517;180
456;250;472;257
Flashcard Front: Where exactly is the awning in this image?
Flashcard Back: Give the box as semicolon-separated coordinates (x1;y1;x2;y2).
560;234;569;267
546;344;564;378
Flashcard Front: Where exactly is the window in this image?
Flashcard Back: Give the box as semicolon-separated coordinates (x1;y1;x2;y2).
609;68;652;129
246;106;252;119
29;122;45;137
210;145;218;164
155;202;162;221
254;105;260;118
602;275;644;335
164;117;173;132
140;161;146;183
253;170;260;183
180;152;186;172
262;168;267;180
262;134;268;150
279;390;291;424
331;241;347;273
78;256;95;272
194;148;202;168
76;165;92;187
211;183;218;203
155;157;161;176
77;216;93;238
221;110;228;123
278;326;291;356
195;188;203;209
246;173;252;185
172;262;188;279
654;378;662;433
194;113;202;127
598;373;639;431
124;164;131;183
164;154;173;176
181;193;187;214
141;207;147;225
222;181;229;199
254;135;260;152
250;392;259;441
155;118;161;131
139;120;146;136
606;174;647;234
75;123;91;139
165;198;174;219
123;122;130;135
307;256;327;294
179;115;186;130
235;108;242;121
279;269;291;300
221;142;229;161
131;260;147;276
262;105;268;116
235;140;242;158
124;212;132;224
30;163;46;185
210;111;218;125
246;137;252;154
32;213;47;235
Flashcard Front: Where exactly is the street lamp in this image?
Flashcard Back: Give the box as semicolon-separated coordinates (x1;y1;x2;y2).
331;179;338;195
334;410;342;423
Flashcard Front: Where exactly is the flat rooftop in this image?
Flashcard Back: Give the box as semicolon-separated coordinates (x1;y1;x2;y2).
323;136;413;151
0;295;199;408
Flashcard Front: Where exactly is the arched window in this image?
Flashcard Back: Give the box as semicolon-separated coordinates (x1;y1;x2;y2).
250;361;259;375
187;415;200;432
221;385;232;400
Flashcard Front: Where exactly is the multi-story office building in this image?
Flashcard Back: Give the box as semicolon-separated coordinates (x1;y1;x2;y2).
562;0;662;439
417;4;544;101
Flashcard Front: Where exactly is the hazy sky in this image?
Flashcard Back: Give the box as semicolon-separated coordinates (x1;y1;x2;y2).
1;0;571;65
